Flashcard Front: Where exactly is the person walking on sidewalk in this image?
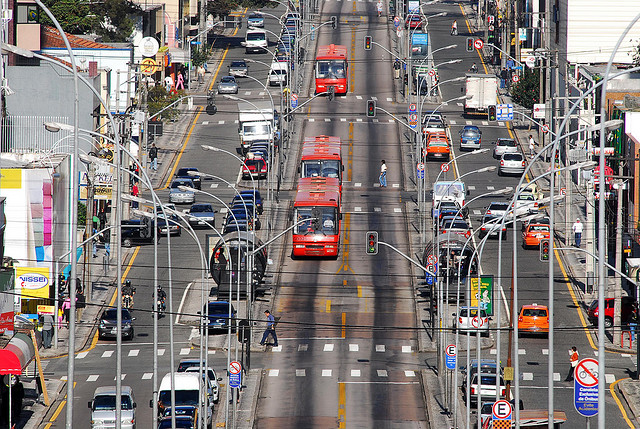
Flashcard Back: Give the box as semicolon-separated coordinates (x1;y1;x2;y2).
528;134;536;156
197;65;205;84
260;310;278;346
131;182;139;208
565;346;579;381
451;19;458;35
393;59;401;79
379;160;387;187
40;313;54;348
572;218;583;247
149;143;158;171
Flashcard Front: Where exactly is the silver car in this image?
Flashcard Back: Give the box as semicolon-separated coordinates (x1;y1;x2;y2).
228;60;248;77
498;152;525;176
493;138;518;159
88;385;136;429
453;306;489;336
217;76;238;94
169;178;195;204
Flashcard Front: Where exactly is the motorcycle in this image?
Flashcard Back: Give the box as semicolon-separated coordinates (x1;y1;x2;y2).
156;298;166;317
122;294;134;309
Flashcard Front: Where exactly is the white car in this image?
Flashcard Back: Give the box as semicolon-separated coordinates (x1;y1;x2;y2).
515;191;541;215
467;373;506;406
493;138;518;159
498;152;525;176
453;306;489;336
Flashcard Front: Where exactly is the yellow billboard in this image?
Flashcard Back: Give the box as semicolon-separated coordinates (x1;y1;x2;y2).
15;267;50;299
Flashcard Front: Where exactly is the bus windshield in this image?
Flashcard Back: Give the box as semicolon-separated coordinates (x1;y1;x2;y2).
316;60;346;79
295;207;337;235
301;160;341;179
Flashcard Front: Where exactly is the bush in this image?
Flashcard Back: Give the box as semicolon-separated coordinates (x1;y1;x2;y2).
511;69;540;110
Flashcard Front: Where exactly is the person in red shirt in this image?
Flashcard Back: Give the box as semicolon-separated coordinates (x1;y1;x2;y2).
565;346;579;381
131;182;139;208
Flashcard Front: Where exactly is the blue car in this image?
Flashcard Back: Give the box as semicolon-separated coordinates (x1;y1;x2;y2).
235;190;263;214
459;125;482;150
204;301;236;331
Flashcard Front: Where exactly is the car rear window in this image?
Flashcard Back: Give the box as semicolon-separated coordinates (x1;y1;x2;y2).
522;308;548;317
498;139;516;147
460;308;487;318
503;153;523;161
489;203;509;211
207;303;232;314
529;225;549;232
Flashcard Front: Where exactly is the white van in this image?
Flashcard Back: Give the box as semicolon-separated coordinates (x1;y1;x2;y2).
242;29;267;53
88;385;136;429
268;62;288;86
157;373;213;428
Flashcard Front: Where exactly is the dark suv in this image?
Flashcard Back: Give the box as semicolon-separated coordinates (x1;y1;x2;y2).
176;167;201;189
587;297;637;328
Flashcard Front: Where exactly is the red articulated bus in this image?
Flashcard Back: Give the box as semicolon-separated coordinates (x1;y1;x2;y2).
315;44;348;95
300;135;344;191
292;179;341;258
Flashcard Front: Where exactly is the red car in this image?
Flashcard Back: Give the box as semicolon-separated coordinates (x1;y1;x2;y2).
587;297;637;328
405;15;423;29
242;155;268;179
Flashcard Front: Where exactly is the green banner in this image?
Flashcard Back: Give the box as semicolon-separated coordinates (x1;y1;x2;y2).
470;275;494;316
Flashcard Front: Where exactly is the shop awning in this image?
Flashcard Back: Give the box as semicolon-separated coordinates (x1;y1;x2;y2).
168;47;189;64
0;349;22;374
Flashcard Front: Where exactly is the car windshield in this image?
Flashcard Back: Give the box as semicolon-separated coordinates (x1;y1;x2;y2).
243;123;271;136
459;308;487;318
249;14;262;19
158;418;194;428
434;182;465;198
271;69;286;75
295;207;338;234
245;159;265;169
301;160;341;179
518;194;535;201
498;139;516;147
159;390;199;407
246;32;265;41
231;61;245;68
503;153;522;161
439;202;459;210
523;308;548;317
171;180;192;189
316;60;346;79
103;309;131;320
190;205;212;213
93;394;134;411
221;77;235;83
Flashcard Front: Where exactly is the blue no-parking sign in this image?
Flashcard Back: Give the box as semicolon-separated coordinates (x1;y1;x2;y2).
445;344;457;370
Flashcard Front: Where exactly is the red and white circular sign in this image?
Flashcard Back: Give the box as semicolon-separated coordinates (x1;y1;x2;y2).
474;39;484;50
542;124;550;134
428;69;436;77
229;361;242;375
575;358;599;387
440;163;450;172
512;74;520;83
291;93;298;101
471;316;484;328
417;162;425;170
560;187;566;196
427;254;437;264
446;344;457;357
492;400;513;419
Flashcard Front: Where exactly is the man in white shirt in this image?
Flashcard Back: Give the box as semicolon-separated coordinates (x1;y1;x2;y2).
379;160;387;187
572;218;583;247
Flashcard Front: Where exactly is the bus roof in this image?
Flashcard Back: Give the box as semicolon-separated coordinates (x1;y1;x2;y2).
301;144;342;160
298;177;340;192
294;189;340;206
316;44;348;60
303;135;341;145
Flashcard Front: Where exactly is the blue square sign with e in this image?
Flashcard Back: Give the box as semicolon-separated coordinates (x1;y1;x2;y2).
230;372;242;388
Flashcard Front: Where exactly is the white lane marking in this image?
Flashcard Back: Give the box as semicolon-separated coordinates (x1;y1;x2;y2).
179;348;190;355
376;345;385;352
356;95;363;100
374;208;382;212
210;183;219;189
296;369;306;376
114;374;126;380
142;373;153;380
542;349;549;355
354;183;362;187
218;120;225;125
101;351;113;358
487;186;495;190
490;349;497;355
499;122;506;127
349;344;359;352
298;344;308;351
157;349;165;356
402;346;412;353
518;349;526;355
457;103;463;107
269;369;279;377
324;343;334;352
473;210;481;215
234;120;238;124
202;121;209;125
373;119;379;123
377;369;388;377
351;369;361;377
354;207;362;212
322;369;332;376
405;370;416;377
259;92;265;96
175;282;193;325
77;351;88;359
324;118;331;122
394;208;402;213
309;118;315;122
523;372;533;381
60;376;68;381
371;96;378;101
393;183;399;188
87;375;99;382
468;185;476;190
482;121;489;126
272;345;282;352
622;353;632;358
606;374;616;384
244;91;251;96
466;120;472;125
386;97;393;102
388;119;394;123
449;120;457;125
128;349;139;357
553;373;561;381
356;118;363;122
341;118;347;122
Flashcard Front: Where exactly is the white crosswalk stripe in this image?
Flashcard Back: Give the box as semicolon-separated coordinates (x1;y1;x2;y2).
202;121;209;125
499;122;506;127
468;185;476;190
386;98;393;102
482;121;489;126
377;369;388;377
324;343;335;352
298;344;308;352
102;350;113;358
179;348;190;355
373;119;379;123
466;120;472;125
553;373;561;381
158;349;165;356
518;349;526;355
394;208;402;213
309;118;315;122
402;346;412;353
272;345;282;352
393;183;399;188
244;91;251;96
490;349;497;355
324;118;331;122
87;375;99;382
523;372;533;381
487;186;495;190
128;349;139;357
218;120;225;125
449;120;457;125
356;118;363;122
296;369;306;376
457;103;463;107
542;349;549;355
322;369;332;376
374;208;382;212
376;345;385;352
371;96;378;101
354;207;362;212
354;183;362;187
473;210;481;215
77;351;88;359
606;374;616;384
349;344;359;352
269;369;279;377
340;118;347;122
210;183;219;189
356;95;363;100
114;374;126;380
351;369;361;377
142;373;153;380
405;370;416;377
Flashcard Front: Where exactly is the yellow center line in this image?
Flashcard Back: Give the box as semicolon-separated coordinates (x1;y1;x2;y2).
338;382;346;428
44;399;66;429
326;300;332;313
610;378;636;428
357;285;362;298
341;312;346;338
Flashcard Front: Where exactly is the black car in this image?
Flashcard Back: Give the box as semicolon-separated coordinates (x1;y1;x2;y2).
157;213;181;237
433;200;467;220
121;218;157;247
176;167;201;190
223;219;253;234
98;308;134;340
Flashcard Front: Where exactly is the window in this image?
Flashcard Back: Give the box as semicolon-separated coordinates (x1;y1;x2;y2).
316;60;346;79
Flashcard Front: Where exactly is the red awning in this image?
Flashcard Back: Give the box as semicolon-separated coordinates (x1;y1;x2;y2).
0;349;22;374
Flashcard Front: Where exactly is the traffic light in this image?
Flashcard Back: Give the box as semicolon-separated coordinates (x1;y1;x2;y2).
328;85;335;101
366;99;376;117
331;16;337;29
206;90;217;115
364;35;372;50
554;149;560;163
466;37;474;52
366;231;378;255
540;239;550;261
312;208;322;230
237;319;249;343
488;105;497;121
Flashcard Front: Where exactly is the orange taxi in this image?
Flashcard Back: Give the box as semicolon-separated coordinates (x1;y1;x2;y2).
518;304;549;337
522;222;550;248
425;131;450;161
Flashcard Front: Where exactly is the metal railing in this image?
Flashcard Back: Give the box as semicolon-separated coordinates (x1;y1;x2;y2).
1;115;70;153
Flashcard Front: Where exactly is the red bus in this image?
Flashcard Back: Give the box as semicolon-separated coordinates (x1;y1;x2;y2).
292;183;341;258
315;44;348;95
300;135;343;190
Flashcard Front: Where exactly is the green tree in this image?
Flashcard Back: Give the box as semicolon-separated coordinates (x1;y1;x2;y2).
148;86;186;122
510;69;540;110
78;201;87;226
40;0;140;42
191;46;211;68
208;0;276;19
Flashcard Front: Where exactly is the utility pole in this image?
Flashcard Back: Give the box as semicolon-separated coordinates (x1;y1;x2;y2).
199;0;207;46
614;173;624;346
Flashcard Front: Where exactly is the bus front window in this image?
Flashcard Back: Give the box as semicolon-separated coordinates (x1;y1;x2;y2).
302;161;322;178
316;60;346;79
295;208;337;234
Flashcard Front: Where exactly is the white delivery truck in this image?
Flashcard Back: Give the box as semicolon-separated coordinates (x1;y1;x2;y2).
464;73;498;116
242;29;267;53
237;101;274;152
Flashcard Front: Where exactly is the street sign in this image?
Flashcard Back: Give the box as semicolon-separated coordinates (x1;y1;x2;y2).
440;163;449;172
474;39;484;50
560;187;566;196
140;58;160;76
492;400;513;421
512;74;520;83
416;162;424;179
409;113;418;129
496;103;513;121
445;344;457;370
488;24;494;31
426;264;436;284
428;69;436;77
229;361;242;375
408;103;417;112
427;254;437;265
533;103;546;119
394;16;401;27
471;316;485;328
542;124;550;134
229;372;242;388
574;358;599;417
525;56;536;68
291;93;299;109
396;28;403;38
